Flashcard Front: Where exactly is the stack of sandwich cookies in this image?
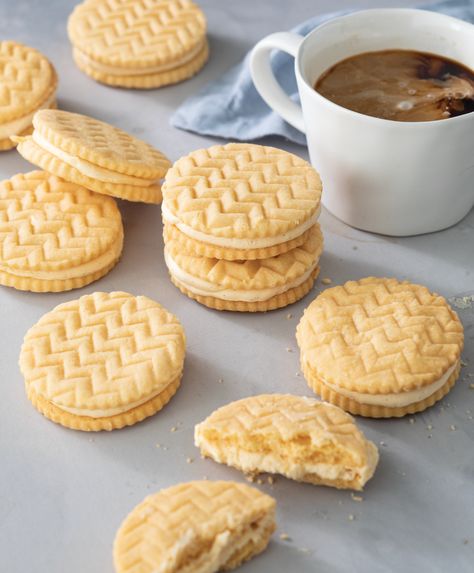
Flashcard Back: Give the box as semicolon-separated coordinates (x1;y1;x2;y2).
113;481;276;573
68;0;208;89
296;277;464;418
0;41;57;151
195;394;379;491
15;109;171;204
20;291;186;431
162;143;323;311
0;171;123;292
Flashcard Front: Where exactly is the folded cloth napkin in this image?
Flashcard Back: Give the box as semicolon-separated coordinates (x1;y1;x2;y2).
170;0;474;145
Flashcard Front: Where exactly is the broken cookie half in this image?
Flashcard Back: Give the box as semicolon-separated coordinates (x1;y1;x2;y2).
195;394;379;491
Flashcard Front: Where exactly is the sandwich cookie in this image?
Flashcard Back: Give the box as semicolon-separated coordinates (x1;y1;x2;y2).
0;171;123;292
15;109;171;203
195;394;379;491
296;277;464;418
20;291;186;431
162;143;322;260
164;222;323;311
0;41;57;151
113;481;276;573
68;0;208;88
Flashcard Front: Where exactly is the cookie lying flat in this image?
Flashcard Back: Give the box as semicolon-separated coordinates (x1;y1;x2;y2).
15;110;170;203
296;277;464;418
195;395;378;491
164;222;323;311
0;171;123;292
19;291;186;431
113;481;276;573
162;143;322;260
68;0;208;88
0;41;57;150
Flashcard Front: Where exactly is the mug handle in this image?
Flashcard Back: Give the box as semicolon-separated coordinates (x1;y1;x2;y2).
250;32;305;133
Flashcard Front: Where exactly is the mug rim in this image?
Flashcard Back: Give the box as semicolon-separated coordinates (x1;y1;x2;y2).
295;7;474;127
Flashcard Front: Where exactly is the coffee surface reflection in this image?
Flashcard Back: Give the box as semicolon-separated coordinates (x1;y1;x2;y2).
314;50;474;121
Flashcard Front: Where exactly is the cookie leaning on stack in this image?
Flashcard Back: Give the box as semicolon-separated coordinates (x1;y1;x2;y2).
14;109;171;204
162;143;323;311
68;0;208;89
0;171;123;292
296;277;464;418
0;41;57;151
19;291;186;431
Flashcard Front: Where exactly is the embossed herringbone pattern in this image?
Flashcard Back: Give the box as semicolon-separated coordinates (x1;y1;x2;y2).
296;277;464;393
113;481;275;573
0;41;56;122
68;0;206;67
34;110;171;178
20;292;186;412
162;143;322;239
0;171;122;273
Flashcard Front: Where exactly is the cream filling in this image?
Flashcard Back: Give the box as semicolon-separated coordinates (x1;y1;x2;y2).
32;131;157;187
319;360;459;408
162;201;321;249
74;40;206;76
164;248;317;302
0;93;56;139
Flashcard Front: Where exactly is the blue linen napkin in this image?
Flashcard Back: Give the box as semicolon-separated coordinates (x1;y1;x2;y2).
170;0;474;145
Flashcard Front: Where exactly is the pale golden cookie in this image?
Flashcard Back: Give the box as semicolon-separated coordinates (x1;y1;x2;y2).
195;394;379;490
0;171;123;292
68;0;208;88
164;223;323;312
162;143;322;259
113;481;276;573
296;277;464;417
0;41;57;149
20;291;186;431
15;109;170;203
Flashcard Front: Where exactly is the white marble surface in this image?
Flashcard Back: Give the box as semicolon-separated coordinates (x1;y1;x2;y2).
1;1;473;572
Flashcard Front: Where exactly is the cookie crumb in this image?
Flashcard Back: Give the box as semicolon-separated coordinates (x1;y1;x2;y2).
409;418;415;424
469;384;474;390
426;424;433;430
321;277;332;285
379;440;386;447
286;313;293;320
256;478;264;485
461;359;468;367
170;426;178;432
298;547;310;553
463;539;469;545
155;443;161;448
186;457;194;464
295;372;301;377
351;493;363;502
279;533;291;541
450;424;457;431
245;474;255;483
286;347;293;353
348;514;355;521
267;476;275;485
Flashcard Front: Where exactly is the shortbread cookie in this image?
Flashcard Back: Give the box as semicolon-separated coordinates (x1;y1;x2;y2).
162;143;322;260
296;277;464;418
15;109;170;203
113;481;276;573
68;0;208;88
195;394;379;490
0;41;57;150
0;171;123;292
20;291;186;431
164;223;323;311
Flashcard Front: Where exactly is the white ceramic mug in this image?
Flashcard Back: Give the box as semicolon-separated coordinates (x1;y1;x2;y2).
250;9;474;236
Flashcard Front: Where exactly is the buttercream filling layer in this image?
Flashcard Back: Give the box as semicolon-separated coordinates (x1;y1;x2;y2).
165;249;318;302
51;374;180;418
73;40;206;76
314;360;459;408
0;93;56;139
162;202;321;249
32;131;158;186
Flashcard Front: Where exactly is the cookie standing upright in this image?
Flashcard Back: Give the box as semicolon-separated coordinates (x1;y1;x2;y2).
15;110;171;203
296;277;464;418
0;171;123;292
19;291;186;431
68;0;208;88
113;481;276;573
0;41;57;150
162;143;323;311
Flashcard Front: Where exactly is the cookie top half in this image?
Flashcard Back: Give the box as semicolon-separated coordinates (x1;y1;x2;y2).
0;41;57;123
68;0;207;69
20;291;186;417
162;143;322;247
0;171;122;275
296;277;464;394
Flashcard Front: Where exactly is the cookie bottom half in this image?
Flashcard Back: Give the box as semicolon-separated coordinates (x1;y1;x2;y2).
26;374;182;431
